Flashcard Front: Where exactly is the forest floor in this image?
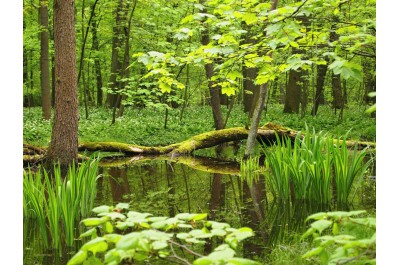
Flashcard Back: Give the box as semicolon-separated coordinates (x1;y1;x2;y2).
23;104;376;147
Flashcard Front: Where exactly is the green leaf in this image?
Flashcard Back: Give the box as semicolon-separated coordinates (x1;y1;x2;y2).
302;246;324;258
115;203;129;210
80;228;97;239
193;257;212;265
311;219;332;234
152;241;168;250
116;232;140;250
67;250;87;265
81;217;107;227
92;205;111;214
81;237;108;255
103;234;122;244
243;12;258;25
159;82;171;93
104;221;114;234
175;213;196;221
98;212;126;221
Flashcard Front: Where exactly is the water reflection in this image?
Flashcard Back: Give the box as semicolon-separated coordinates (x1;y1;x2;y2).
24;152;375;264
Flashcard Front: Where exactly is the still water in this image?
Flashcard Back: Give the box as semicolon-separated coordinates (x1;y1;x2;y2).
23;153;376;264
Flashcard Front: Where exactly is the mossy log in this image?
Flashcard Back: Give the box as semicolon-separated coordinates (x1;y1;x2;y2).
23;123;376;164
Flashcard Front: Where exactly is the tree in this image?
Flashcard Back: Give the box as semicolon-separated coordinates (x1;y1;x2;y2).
199;0;224;130
46;0;79;171
39;0;52;120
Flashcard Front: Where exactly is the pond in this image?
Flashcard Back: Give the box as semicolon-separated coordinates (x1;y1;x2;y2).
23;149;376;264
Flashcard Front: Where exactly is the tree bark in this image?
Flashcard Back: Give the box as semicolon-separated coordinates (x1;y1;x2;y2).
91;15;103;107
244;0;279;159
311;63;328;116
283;69;302;113
39;1;52;120
106;0;127;109
200;0;224;130
46;0;79;171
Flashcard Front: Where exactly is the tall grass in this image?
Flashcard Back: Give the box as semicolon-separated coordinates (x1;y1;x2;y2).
23;158;101;249
261;128;373;204
332;138;371;204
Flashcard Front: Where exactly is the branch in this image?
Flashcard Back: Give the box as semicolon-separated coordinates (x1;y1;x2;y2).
168;240;204;257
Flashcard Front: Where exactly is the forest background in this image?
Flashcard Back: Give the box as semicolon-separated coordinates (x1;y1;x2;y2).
1;1;398;263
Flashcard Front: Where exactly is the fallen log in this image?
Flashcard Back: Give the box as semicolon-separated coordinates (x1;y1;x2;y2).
23;123;376;164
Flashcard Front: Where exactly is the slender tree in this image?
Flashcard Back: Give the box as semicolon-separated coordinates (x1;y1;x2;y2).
199;0;224;130
39;0;52;120
91;11;103;107
46;0;79;171
244;0;278;159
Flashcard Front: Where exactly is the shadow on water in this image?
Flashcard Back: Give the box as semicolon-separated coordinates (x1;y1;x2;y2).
24;146;376;264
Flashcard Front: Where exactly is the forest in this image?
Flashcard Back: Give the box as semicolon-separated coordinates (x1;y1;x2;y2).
23;0;376;264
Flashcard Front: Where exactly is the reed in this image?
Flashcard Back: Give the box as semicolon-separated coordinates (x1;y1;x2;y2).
23;168;48;248
332;137;371;204
23;158;101;249
240;155;263;185
261;128;372;204
263;135;291;201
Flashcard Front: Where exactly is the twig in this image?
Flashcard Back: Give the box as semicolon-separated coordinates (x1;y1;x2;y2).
169;240;204;257
169;242;192;265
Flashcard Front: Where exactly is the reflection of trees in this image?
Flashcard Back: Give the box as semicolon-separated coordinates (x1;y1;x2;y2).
108;166;130;203
100;155;240;175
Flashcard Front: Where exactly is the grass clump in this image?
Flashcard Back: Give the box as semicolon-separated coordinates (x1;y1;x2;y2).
262;128;373;204
23;158;101;249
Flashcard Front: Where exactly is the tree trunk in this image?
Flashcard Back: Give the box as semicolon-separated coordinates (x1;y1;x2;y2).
106;0;127;108
244;0;279;159
39;1;52;120
200;0;224;130
330;15;344;114
311;63;328;116
46;0;79;171
283;69;302;113
91;16;103;107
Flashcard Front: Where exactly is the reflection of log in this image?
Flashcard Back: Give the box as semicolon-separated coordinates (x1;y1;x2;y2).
100;155;241;175
23;123;376;164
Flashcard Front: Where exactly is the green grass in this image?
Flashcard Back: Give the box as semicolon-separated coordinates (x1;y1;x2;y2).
23;158;101;249
23;104;375;147
261;129;373;204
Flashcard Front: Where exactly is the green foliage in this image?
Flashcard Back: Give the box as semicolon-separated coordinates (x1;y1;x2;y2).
302;210;376;265
23;158;101;249
262;128;373;204
68;204;259;265
23;104;376;147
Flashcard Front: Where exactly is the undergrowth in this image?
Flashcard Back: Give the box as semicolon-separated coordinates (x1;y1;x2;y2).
23;104;376;147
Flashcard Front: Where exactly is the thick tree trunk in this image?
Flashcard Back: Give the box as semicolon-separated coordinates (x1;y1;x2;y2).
46;0;79;171
243;66;260;117
283;69;302;113
39;1;52;120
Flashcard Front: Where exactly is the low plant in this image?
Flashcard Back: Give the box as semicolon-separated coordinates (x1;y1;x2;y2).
262;128;373;204
301;210;376;264
23;158;101;249
68;203;260;265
